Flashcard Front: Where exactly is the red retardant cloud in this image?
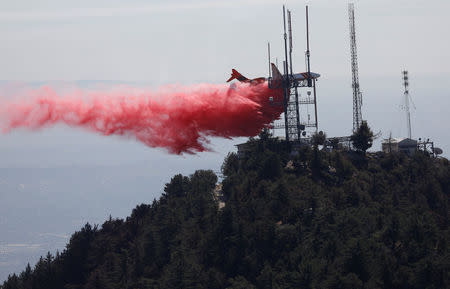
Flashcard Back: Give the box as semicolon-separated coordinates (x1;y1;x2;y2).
0;82;283;154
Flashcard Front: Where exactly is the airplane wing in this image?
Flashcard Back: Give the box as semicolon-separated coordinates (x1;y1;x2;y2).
227;69;250;83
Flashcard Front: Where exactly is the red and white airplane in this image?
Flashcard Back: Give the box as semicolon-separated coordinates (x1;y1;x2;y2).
226;63;320;86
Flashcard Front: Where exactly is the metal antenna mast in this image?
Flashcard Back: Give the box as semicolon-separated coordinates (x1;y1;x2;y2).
348;3;363;132
306;5;318;132
287;9;302;140
268;42;271;78
282;6;290;141
402;70;412;139
306;6;311;87
269;5;320;142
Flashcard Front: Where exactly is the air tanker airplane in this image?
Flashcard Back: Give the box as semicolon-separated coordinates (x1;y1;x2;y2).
227;63;320;86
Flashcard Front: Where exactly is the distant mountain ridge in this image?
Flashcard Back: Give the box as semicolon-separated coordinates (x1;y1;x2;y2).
1;135;449;289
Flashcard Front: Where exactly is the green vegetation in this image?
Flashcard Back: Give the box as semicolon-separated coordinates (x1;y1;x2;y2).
351;121;374;154
2;134;449;289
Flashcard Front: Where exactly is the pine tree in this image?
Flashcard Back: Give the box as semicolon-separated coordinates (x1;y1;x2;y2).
351;120;374;154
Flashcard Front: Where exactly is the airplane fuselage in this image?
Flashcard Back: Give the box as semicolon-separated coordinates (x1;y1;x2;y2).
292;72;320;81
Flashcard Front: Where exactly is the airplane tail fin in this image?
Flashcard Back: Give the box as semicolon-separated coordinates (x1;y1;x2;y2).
270;63;283;88
226;69;249;83
271;63;282;81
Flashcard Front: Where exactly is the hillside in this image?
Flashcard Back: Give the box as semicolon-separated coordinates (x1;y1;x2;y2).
1;134;449;289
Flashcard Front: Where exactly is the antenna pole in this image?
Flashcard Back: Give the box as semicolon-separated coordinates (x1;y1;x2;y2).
306;6;311;86
283;59;289;142
283;6;289;79
282;6;290;142
313;80;318;132
288;9;301;140
268;42;271;78
403;70;412;139
288;10;294;75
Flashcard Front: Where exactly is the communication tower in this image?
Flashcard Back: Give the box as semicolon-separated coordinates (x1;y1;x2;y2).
270;6;319;142
402;70;412;139
348;3;363;132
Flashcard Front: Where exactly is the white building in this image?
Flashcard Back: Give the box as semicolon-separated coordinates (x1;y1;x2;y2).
381;138;417;155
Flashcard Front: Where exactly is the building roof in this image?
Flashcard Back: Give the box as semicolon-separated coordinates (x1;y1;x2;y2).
398;138;417;146
382;137;405;144
382;137;417;146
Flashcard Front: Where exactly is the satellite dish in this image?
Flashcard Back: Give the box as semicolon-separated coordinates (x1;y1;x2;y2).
433;147;443;155
302;131;306;136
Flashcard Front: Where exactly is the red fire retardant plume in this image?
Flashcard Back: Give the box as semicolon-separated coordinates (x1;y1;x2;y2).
0;83;283;154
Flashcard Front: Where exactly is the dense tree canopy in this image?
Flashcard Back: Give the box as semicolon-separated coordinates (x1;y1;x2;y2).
351;121;374;153
2;135;449;289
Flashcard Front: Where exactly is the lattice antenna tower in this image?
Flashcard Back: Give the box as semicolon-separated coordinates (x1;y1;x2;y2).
268;6;319;141
348;3;363;132
402;70;412;139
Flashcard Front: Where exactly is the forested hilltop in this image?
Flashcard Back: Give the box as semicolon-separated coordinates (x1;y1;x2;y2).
2;133;449;289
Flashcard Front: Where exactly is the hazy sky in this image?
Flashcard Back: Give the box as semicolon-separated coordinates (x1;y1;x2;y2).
0;0;449;281
1;0;449;160
0;0;449;79
0;0;448;168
